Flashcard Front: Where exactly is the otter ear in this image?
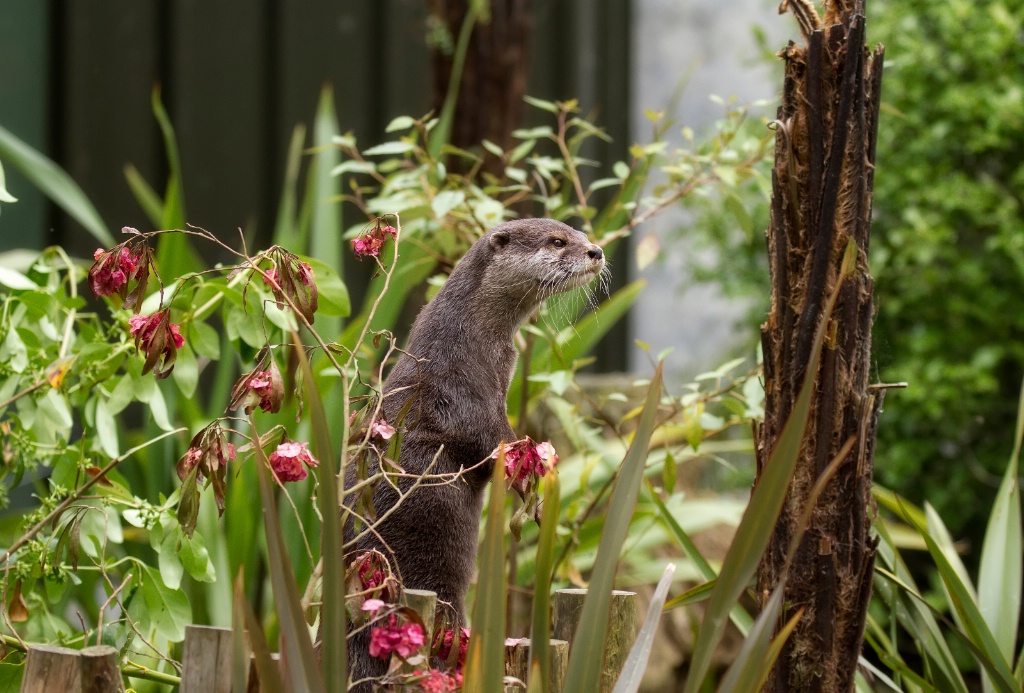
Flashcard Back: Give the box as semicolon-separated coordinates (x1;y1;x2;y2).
489;229;511;251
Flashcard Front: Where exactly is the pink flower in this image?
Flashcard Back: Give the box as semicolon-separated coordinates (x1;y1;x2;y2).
268;441;318;483
413;669;460;693
176;422;236;534
352;220;398;259
492;437;559;496
230;359;284;414
262;249;318;324
358;552;388;590
361;598;385;613
369;615;424;659
434;627;470;669
88;244;139;296
128;310;185;378
370;419;396;441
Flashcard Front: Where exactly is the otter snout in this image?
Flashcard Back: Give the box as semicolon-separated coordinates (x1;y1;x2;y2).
587;245;604;261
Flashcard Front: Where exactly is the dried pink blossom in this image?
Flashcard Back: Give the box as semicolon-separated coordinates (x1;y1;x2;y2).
434;627;470;670
176;422;236;534
230;358;284;414
361;598;386;613
491;437;559;496
262;249;318;323
128;309;184;378
268;441;318;483
352;220;398;259
368;615;424;660
370;419;396;441
413;669;460;693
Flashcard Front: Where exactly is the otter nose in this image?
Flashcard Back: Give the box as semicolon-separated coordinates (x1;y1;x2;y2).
587;245;604;261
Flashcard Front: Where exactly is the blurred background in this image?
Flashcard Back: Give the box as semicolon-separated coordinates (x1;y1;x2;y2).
2;0;1023;685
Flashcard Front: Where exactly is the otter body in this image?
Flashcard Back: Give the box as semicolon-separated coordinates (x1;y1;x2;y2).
343;218;604;688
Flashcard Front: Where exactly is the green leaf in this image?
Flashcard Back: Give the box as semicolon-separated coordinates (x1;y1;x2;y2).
362;141;416;156
141;565;191;642
158;520;185;590
0;267;37;290
978;377;1023;671
646;482;753;634
463;457;507;692
310;87;343;336
909;504;1019;691
563;364;662;693
251;412;327;693
172;343;198;398
273;124;306;248
124;162;164;228
716;585;799;693
523;95;559;113
179;531;216;583
94;396;119;458
189;320;221;360
0;123;113;245
431;190;466;219
290;331;346;693
385;115;416;133
529;472;561;693
611;563;676;693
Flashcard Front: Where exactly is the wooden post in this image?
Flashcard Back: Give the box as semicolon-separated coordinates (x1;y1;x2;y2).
78;646;122;693
180;625;233;693
401;588;437;659
552;589;636;693
502;638;568;693
757;1;885;690
21;645;81;693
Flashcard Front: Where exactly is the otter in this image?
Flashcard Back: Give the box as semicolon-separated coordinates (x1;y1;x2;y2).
337;218;605;689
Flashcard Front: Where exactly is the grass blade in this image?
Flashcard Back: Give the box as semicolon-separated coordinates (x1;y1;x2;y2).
562;363;663;693
873;521;969;693
123;163;164;228
272;124;307;248
715;585;798;693
463;456;508;692
529;471;561;693
0;123;113;245
901;507;1019;692
291;332;346;693
232;570;254;693
978;378;1023;678
611;563;676;693
251;412;327;693
646;481;753;635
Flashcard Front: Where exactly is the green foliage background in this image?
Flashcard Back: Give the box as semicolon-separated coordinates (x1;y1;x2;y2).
686;0;1024;542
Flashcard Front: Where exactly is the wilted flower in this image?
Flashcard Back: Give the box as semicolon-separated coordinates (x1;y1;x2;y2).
361;598;386;613
229;356;284;414
492;437;559;496
352;221;398;259
268;440;318;482
128;309;184;379
433;626;470;670
412;669;460;693
176;421;236;535
369;615;424;659
261;248;318;324
88;238;151;309
370;419;396;441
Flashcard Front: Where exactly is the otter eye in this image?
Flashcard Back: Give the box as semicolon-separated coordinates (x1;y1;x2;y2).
550;238;566;249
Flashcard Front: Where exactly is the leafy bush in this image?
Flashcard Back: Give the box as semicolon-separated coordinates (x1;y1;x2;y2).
0;81;776;689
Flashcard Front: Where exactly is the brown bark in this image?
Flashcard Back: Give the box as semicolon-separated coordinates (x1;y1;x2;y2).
428;0;533;173
756;2;885;690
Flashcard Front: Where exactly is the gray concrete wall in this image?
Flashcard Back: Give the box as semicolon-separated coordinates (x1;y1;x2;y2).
629;0;795;377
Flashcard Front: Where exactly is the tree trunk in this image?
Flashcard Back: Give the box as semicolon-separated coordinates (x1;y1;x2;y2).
428;0;533;174
756;2;885;690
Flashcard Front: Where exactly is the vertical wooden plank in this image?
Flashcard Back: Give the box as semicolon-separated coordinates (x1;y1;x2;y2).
168;0;271;244
180;625;233;693
78;645;123;693
57;0;161;253
0;0;49;251
21;645;81;693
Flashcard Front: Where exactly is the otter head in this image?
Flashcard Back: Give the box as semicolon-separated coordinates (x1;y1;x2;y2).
483;218;606;307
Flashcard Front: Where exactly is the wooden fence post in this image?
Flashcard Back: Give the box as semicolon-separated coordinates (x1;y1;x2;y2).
503;638;569;693
21;645;81;693
552;589;637;693
180;625;233;693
